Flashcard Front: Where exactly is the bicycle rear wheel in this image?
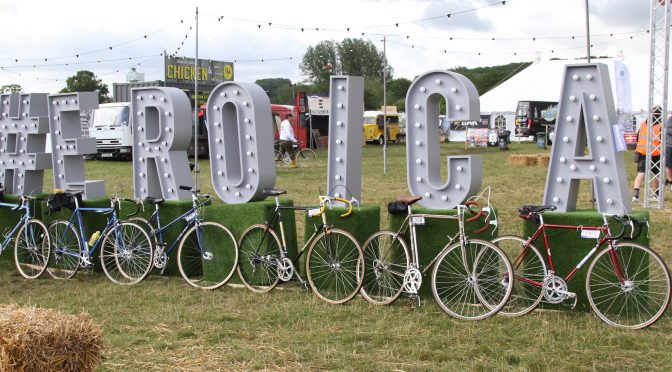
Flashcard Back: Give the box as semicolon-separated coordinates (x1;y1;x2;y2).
177;221;238;290
100;221;153;285
306;228;364;304
432;239;513;320
14;219;50;279
237;224;282;293
295;148;317;166
492;235;546;316
586;243;671;329
47;220;82;279
360;231;410;305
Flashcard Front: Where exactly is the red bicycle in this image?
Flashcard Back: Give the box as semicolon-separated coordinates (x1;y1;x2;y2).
493;205;671;329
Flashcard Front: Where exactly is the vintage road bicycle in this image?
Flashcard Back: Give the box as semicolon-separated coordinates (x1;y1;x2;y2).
273;140;317;166
360;195;514;320
493;205;671;329
130;186;239;290
0;189;51;279
47;191;153;285
236;189;364;304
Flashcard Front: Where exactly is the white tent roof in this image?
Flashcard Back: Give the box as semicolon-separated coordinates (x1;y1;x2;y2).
479;56;669;114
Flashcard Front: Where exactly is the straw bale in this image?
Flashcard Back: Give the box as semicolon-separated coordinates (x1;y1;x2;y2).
506;155;538;166
0;304;102;372
537;154;550;167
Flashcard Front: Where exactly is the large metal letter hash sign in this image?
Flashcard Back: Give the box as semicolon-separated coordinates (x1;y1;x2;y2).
327;76;364;201
406;70;482;209
0;93;51;194
132;87;193;200
543;64;630;213
48;92;105;198
206;82;275;203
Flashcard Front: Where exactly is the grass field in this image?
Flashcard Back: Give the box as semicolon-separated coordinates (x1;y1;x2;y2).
2;142;672;371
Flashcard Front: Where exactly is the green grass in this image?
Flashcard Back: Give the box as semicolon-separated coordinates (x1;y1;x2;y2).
2;142;672;370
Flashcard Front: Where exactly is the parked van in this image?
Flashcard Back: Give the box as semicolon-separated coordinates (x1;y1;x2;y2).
363;107;401;145
89;102;132;159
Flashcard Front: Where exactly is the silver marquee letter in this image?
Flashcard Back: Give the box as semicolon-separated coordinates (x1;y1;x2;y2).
327;76;364;201
206;82;275;203
48;92;105;199
132;87;193;200
544;63;630;213
406;70;482;209
0;93;52;195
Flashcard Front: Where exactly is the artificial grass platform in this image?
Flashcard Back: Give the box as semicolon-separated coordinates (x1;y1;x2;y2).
387;206;499;297
0;195;46;269
520;209;650;311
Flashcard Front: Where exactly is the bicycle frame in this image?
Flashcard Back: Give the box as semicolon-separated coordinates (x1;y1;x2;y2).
0;200;31;253
57;198;119;265
144;203;201;256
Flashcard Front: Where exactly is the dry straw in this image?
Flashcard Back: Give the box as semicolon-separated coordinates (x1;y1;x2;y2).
537;154;550;167
0;304;103;372
506;154;538;166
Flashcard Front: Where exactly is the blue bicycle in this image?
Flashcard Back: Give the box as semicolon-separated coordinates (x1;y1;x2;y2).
129;186;238;290
47;192;153;284
0;189;51;279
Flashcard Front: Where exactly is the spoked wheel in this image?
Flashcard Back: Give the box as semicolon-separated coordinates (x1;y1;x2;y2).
47;220;82;279
492;235;546;316
100;221;154;285
177;221;238;290
128;217;164;272
432;239;513;320
586;243;671;329
360;231;410;305
295;148;317;166
14;219;51;279
306;228;364;304
237;224;282;293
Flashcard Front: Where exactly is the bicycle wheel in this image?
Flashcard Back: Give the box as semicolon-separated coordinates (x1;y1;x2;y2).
306;228;364;304
47;220;82;279
237;224;282;293
432;239;513;320
100;221;153;285
14;219;50;279
295;148;317;166
492;235;547;316
360;231;410;305
177;221;238;290
586;242;671;329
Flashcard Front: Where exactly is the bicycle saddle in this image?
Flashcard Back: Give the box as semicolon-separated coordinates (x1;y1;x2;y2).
263;189;286;196
143;197;165;205
397;195;422;205
519;205;557;214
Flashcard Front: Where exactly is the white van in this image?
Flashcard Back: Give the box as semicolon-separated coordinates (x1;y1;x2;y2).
89;102;132;159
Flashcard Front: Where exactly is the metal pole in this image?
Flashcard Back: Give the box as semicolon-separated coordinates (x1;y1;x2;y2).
585;0;591;63
383;36;388;174
194;7;200;190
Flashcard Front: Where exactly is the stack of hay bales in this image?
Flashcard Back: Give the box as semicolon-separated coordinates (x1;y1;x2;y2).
506;154;550;167
0;304;103;371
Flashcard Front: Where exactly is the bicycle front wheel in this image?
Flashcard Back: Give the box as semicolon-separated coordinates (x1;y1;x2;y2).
177;221;238;290
100;221;154;285
14;219;50;279
492;235;546;316
237;224;282;293
47;220;82;279
295;148;317;166
360;231;410;305
586;243;671;329
432;239;513;320
306;228;364;304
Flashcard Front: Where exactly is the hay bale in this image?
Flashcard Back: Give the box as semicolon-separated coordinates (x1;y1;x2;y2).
537;154;550;167
506;154;538;166
0;304;102;372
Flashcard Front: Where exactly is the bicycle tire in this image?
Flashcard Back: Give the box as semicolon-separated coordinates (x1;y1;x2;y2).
306;228;364;304
432;239;513;320
177;221;238;290
237;224;282;293
295;148;317;166
14;219;50;279
360;231;410;305
47;220;82;279
100;221;154;285
586;242;671;329
492;235;546;316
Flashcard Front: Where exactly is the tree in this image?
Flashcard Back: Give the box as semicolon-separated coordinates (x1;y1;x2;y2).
60;70;110;103
255;78;292;104
0;84;22;93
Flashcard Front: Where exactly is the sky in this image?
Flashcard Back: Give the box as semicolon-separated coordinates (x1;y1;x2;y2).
0;0;654;95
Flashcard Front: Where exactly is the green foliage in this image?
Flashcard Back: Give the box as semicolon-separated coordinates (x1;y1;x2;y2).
0;84;22;93
451;62;532;95
60;70;111;103
254;78;291;104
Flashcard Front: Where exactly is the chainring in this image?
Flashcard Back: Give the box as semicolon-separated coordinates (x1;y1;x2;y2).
542;275;569;304
277;257;294;282
153;247;168;269
403;268;422;294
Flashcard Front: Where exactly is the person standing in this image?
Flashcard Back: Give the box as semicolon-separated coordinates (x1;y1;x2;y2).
279;114;298;168
665;112;672;191
632;106;663;202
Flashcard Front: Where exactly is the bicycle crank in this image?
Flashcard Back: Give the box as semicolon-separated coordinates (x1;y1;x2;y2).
276;257;295;282
542;275;576;306
402;268;422;294
154;247;168;273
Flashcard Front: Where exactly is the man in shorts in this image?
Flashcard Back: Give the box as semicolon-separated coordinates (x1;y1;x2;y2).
632;106;663;202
